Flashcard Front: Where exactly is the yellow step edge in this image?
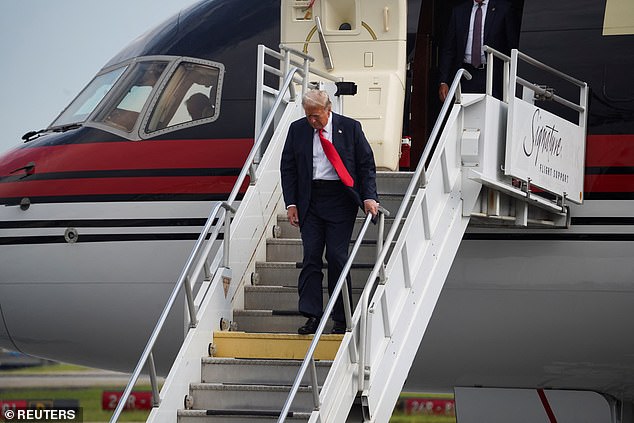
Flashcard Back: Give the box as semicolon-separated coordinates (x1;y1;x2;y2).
212;331;343;360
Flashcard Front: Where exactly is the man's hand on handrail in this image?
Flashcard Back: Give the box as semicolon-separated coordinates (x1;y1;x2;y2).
364;199;379;217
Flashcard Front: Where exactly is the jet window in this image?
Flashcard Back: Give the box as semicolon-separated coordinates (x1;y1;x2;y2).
51;66;127;128
94;61;168;132
146;62;221;132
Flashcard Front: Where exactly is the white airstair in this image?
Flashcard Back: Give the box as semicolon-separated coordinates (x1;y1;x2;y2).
109;46;588;423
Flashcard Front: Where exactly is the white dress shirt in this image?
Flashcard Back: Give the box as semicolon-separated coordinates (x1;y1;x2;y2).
464;0;488;65
312;112;339;181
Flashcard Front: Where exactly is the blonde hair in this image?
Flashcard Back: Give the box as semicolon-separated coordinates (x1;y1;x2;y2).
302;89;331;110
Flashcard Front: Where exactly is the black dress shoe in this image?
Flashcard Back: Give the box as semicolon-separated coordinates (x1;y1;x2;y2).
298;317;319;335
331;320;346;334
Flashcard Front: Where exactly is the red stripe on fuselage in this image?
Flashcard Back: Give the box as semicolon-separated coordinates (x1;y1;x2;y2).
586;134;634;167
585;174;634;192
0;177;248;197
0;139;253;175
0;138;252;199
584;135;634;194
2;136;633;197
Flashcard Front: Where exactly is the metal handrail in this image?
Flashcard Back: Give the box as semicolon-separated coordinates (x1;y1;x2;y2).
110;46;335;423
484;45;587;112
516;49;585;87
483;45;511;102
357;68;471;392
277;207;389;423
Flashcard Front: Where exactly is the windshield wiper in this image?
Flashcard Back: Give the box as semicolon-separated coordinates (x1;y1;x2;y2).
22;123;82;142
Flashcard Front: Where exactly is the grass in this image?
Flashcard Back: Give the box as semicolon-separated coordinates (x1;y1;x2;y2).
2;363;89;374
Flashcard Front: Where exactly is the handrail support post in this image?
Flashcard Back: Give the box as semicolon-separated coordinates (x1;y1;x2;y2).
309;357;320;409
222;209;232;269
184;275;198;328
302;58;310;97
377;211;387;284
203;261;211;281
342;279;352;330
148;352;161;407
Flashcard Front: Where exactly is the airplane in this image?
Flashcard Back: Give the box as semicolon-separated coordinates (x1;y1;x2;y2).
0;0;632;420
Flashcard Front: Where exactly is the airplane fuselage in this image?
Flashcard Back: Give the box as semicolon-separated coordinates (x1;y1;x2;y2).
0;0;632;408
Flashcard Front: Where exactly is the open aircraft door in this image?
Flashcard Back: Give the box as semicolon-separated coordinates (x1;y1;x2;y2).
281;0;407;171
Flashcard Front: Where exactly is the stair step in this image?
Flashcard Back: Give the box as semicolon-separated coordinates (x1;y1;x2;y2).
376;170;415;194
189;383;316;413
275;215;396;240
178;409;309;423
253;262;375;289
232;311;311;333
266;238;384;262
212;331;342;360
232;310;350;334
202;357;331;385
244;285;362;311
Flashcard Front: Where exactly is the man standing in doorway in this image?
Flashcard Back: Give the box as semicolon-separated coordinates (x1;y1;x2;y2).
438;0;519;101
280;89;379;335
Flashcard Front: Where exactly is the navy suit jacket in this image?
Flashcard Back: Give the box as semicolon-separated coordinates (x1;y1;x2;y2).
438;0;519;85
280;112;378;227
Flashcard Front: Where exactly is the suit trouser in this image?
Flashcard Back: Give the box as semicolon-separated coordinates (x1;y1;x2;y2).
298;180;358;323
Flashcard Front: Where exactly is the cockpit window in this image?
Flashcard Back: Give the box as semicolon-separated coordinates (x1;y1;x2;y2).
146;62;221;132
51;66;127;127
93;61;168;132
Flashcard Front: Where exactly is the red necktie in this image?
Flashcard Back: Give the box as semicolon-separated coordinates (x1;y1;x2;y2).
471;0;483;68
318;129;354;187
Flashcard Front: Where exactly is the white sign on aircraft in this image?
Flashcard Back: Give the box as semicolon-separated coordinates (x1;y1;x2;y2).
505;97;586;204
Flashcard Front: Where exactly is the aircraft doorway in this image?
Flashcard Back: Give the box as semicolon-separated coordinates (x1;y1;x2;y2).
408;0;524;168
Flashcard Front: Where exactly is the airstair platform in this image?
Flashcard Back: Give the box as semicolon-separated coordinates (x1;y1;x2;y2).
111;46;588;423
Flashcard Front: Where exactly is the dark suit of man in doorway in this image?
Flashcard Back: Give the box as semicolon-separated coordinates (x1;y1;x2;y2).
280;89;379;335
438;0;519;101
